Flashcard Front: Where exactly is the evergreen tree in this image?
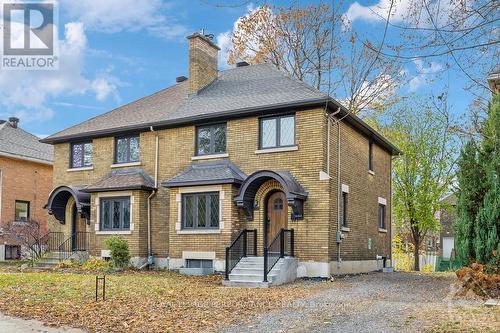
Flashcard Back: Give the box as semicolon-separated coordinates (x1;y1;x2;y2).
455;95;499;272
476;95;500;271
455;141;483;265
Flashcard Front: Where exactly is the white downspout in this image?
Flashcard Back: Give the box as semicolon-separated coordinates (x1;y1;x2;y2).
144;126;159;268
326;106;342;269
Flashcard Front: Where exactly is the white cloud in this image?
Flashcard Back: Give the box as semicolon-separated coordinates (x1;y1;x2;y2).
0;22;120;122
407;59;443;92
63;0;187;39
344;0;453;27
216;31;232;69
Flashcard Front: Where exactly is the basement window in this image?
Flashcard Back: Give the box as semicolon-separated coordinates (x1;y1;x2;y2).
186;259;213;269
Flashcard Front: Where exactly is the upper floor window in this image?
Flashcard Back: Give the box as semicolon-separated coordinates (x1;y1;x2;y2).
260;114;295;149
369;141;374;171
100;197;130;231
71;142;93;168
182;192;220;229
196;124;226;156
115;135;140;164
15;200;29;222
378;203;386;229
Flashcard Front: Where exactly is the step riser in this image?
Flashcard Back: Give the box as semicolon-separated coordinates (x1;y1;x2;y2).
229;274;275;283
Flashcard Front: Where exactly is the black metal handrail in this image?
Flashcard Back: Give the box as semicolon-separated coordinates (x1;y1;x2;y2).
225;229;257;280
58;232;90;262
263;228;294;282
45;232;65;252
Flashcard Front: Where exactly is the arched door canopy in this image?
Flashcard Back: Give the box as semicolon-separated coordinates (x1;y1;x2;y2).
234;170;308;221
45;186;90;223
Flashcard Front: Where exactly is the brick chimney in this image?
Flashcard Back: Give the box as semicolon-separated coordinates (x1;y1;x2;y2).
8;117;19;128
187;31;220;94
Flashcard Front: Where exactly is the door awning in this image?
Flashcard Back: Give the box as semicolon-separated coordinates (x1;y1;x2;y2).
45;186;90;223
234;170;308;220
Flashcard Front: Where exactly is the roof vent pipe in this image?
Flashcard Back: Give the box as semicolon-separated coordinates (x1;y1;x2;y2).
8;117;19;128
236;61;250;67
176;76;188;83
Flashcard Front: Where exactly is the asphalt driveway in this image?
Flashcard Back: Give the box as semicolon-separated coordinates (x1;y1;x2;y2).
219;272;463;333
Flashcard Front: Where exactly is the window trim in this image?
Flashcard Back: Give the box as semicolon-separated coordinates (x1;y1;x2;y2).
378;203;386;230
195;123;227;156
99;196;131;231
114;135;140;164
70;141;93;169
181;192;220;230
14;200;30;222
259;114;296;149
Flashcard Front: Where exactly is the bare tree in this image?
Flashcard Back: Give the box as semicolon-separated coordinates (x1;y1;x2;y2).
360;0;499;95
227;3;402;117
3;219;47;260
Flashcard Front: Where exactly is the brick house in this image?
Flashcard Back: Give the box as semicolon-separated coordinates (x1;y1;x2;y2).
0;117;53;260
42;32;400;284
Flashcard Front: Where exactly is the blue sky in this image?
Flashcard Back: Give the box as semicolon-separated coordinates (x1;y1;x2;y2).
0;0;481;137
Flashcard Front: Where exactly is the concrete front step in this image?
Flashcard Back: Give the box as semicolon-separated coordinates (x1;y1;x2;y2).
224;257;298;287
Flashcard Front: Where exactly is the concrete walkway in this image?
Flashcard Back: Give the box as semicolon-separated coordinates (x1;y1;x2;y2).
0;313;86;333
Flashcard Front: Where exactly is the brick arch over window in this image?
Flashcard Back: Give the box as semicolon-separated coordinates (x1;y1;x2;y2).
45;186;90;223
235;170;308;221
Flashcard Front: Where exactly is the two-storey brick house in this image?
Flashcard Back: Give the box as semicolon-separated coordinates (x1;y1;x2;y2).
42;32;400;283
0;117;53;260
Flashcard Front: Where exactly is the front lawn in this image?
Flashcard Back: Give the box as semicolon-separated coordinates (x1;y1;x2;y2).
0;268;320;332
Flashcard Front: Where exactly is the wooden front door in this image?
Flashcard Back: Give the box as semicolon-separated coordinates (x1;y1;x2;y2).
266;191;288;245
71;204;86;250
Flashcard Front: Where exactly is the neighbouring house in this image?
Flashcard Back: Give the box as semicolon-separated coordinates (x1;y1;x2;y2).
0;117;53;260
41;32;400;285
437;194;457;260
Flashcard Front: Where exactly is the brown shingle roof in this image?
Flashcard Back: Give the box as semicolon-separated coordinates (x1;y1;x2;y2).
83;168;155;193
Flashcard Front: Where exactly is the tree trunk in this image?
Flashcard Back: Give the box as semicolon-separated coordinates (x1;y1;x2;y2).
413;235;420;271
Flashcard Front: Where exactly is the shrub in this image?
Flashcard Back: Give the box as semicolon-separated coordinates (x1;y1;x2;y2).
54;259;80;270
81;258;111;272
104;236;130;268
422;263;434;273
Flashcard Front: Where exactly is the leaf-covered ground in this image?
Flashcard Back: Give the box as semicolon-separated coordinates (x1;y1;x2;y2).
0;268;324;333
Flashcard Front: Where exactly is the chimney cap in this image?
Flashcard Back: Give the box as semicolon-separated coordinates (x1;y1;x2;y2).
8;117;19;128
187;31;220;50
176;76;188;83
236;61;250;67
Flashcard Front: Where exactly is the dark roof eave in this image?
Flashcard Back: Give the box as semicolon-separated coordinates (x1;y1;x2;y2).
161;178;243;188
40;95;400;156
82;185;156;193
327;99;402;156
40;97;329;144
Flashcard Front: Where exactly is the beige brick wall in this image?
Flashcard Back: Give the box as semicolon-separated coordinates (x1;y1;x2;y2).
48;106;392;269
327;120;392;263
188;34;218;94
